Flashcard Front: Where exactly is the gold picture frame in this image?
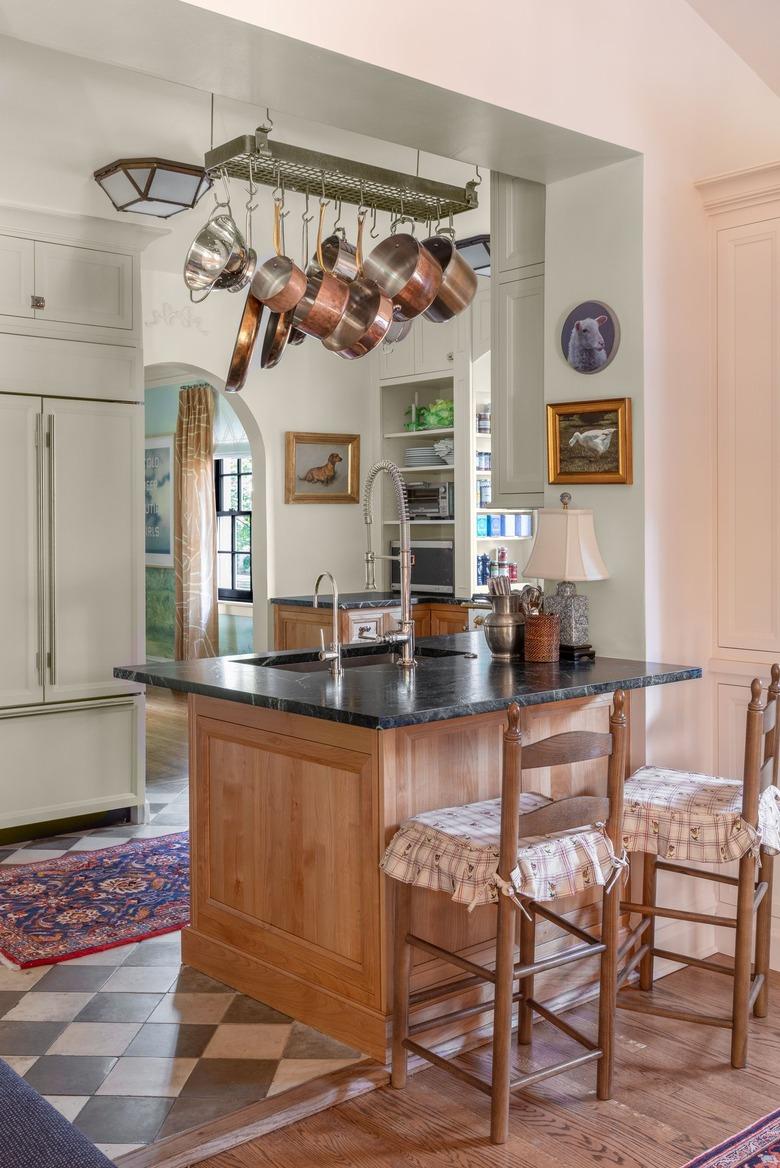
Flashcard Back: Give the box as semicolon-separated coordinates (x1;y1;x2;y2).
285;431;361;504
546;398;633;485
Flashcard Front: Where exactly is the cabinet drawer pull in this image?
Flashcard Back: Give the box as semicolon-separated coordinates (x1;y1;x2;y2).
31;295;45;310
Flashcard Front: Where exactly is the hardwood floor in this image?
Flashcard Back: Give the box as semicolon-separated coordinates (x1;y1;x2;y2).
146;685;189;788
201;964;780;1168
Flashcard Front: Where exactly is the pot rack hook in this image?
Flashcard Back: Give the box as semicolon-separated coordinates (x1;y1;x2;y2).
319;171;329;209
301;187;313;269
473;164;483;187
214;167;232;209
244;157;258;248
369;205;379;239
332;197;345;239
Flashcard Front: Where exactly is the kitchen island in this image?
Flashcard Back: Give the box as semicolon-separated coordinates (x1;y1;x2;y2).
116;635;700;1061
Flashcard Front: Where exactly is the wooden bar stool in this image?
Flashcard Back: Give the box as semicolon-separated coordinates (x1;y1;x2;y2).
618;666;780;1067
381;693;628;1145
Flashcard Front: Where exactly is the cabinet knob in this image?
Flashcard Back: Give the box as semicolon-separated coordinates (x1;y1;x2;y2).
31;295;45;310
447;351;454;361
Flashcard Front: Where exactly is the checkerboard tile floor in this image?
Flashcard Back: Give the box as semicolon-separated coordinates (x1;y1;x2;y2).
0;784;362;1161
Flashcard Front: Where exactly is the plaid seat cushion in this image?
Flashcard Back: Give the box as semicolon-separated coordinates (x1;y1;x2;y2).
380;794;624;910
622;766;780;863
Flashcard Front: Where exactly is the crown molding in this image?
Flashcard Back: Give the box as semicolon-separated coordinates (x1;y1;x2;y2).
696;161;780;215
0;201;168;251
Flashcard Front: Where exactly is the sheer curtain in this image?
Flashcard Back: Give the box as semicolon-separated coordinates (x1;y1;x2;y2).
174;383;219;659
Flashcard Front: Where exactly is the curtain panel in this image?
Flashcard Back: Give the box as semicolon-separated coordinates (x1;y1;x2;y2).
174;383;219;660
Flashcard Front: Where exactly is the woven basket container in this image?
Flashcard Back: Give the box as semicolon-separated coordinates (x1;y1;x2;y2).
524;613;560;662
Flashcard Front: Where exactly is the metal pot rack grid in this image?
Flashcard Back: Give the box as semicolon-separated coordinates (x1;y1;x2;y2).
205;128;479;225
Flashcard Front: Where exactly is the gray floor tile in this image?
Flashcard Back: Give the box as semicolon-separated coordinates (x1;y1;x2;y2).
283;1021;360;1060
75;1095;174;1144
18;835;82;851
0;1020;66;1054
0;991;24;1018
149;812;189;826
221;996;293;1025
170;968;231;994
33;966;113;993
124;1024;217;1059
24;1054;117;1095
157;1094;245;1139
178;1057;277;1101
123;941;183;967
75;993;164;1023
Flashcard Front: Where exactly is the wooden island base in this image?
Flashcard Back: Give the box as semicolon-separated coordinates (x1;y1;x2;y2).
182;690;635;1063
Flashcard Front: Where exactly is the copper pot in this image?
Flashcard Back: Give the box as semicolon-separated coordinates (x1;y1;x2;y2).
260;308;294;370
421;233;478;322
362;230;443;321
323;210;393;360
252;200;307;313
226;291;264;391
293;203;351;340
320;228;359;281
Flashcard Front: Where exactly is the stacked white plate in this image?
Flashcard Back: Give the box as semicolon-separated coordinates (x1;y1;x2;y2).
404;446;439;467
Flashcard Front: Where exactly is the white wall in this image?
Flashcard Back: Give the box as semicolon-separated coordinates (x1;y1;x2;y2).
544;158;645;660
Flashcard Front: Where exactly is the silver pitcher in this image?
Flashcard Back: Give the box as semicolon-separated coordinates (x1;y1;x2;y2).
482;595;525;662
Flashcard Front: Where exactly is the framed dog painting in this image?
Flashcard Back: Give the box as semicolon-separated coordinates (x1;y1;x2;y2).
285;432;360;504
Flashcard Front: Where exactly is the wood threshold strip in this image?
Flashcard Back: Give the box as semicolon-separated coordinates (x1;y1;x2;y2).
526;997;598;1051
655;860;740;887
620;902;738;928
510;1049;601;1091
616;991;732;1028
115;1060;387;1168
652;948;735;976
406;934;496;983
403;1038;493;1096
531;901;601;946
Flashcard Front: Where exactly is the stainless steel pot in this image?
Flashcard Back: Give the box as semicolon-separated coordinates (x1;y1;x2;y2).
322;210;393;359
362;229;443;321
421;233;478;322
252;199;307;312
183;208;249;302
320;228;359;281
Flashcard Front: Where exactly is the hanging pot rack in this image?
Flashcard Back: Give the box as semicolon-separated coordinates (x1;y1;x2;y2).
204;126;479;224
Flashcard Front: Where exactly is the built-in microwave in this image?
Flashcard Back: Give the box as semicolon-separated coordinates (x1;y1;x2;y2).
405;481;454;520
390;539;455;595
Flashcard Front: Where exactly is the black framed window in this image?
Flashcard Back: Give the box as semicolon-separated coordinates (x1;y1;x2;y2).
215;456;253;601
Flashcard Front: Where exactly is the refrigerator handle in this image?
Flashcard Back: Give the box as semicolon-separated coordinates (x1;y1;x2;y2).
35;412;45;689
46;413;56;687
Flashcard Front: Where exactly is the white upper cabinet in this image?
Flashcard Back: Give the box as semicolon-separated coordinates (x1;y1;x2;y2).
0;235;34;318
34;242;133;330
0;395;44;707
379;316;458;380
493;175;545;274
43;397;143;703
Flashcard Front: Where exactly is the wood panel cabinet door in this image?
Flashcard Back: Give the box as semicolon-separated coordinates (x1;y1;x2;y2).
0;235;34;319
492;173;545;274
0;394;44;707
492;274;545;504
415;316;457;376
716;219;780;654
274;605;331;650
34;242;133;330
43;397;143;702
413;605;431;639
428;604;469;636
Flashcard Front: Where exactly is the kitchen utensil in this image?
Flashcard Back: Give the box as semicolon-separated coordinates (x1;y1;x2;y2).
260;307;294;370
293;201;351;339
321;209;393;359
214;175;259;295
422;227;478;322
383;318;413;346
362;221;443;321
225;291;264;392
251;195;307;312
184;205;249;302
483;593;525;662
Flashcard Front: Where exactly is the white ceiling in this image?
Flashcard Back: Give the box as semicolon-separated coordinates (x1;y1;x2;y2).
686;0;780;96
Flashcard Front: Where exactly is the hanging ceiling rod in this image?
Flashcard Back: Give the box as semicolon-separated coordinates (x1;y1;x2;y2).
205;126;479;223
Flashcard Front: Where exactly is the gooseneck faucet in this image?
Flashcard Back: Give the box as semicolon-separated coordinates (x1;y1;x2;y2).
313;571;342;679
362;460;416;669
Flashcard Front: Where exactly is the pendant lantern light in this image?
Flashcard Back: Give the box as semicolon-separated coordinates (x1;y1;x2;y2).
93;158;211;218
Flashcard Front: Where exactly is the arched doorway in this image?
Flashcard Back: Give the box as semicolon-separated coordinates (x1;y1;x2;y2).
144;362;268;659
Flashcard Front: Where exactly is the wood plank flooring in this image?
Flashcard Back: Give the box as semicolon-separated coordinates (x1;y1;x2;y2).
146;685;189;787
201;964;780;1168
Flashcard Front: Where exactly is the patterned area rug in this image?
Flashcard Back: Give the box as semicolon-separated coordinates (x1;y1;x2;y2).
0;833;189;968
684;1109;780;1167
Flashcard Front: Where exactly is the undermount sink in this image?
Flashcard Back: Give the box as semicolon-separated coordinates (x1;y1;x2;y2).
237;646;469;674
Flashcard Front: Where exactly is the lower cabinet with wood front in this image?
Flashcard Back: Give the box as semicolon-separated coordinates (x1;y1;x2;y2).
273;601;468;651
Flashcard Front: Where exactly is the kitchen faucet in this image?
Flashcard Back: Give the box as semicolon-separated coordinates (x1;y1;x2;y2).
362;460;416;669
313;571;342;679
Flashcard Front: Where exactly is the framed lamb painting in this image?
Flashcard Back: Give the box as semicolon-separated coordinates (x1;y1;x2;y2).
560;300;620;374
546;398;633;485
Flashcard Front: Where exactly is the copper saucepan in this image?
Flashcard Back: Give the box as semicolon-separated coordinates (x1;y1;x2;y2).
323;210;393;360
260;308;295;370
362;224;443;321
225;291;264;392
252;199;307;313
320;227;359;281
293;202;351;340
421;232;478;322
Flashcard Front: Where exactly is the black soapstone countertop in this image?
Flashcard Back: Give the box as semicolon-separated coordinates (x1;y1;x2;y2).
115;632;701;731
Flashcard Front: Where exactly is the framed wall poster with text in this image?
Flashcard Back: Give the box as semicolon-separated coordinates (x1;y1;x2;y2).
145;436;174;566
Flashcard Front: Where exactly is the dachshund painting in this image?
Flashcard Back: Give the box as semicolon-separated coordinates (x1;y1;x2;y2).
299;452;342;485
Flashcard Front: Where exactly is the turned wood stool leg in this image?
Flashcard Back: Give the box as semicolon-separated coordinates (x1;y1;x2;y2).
731;853;757;1068
391;882;412;1089
597;876;620;1100
490;895;517;1145
639;853;657;991
517;906;535;1045
754;849;774;1019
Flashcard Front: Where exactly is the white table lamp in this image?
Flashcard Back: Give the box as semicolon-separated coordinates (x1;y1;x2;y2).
523;492;609;658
